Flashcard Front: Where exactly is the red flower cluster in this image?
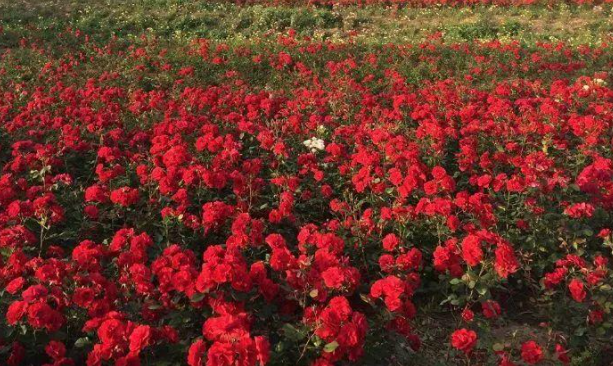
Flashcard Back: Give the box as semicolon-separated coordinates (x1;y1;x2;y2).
306;297;367;363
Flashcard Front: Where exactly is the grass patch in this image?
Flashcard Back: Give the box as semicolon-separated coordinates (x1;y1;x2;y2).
1;0;612;50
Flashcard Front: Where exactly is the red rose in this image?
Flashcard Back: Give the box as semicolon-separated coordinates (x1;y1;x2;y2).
187;339;207;366
22;284;48;302
499;353;516;366
27;302;63;332
461;235;483;267
494;243;519;278
568;279;586;302
98;318;127;345
370;276;405;312
202;314;250;342
555;344;570;364
433;243;462;277
544;268;567;288
84;205;99;219
84;185;108;203
321;266;345;289
521;341;543;365
6;301;28;325
396;248;422;271
110;187;140;207
482;300;501;319
564;202;595;218
45;340;66;360
589;309;604;324
7;342;25;366
461;308;474;322
207;341;235;366
72;287;96;308
450;328;477;354
254;336;270;365
5;277;25;294
129;325;152;353
382;233;400;251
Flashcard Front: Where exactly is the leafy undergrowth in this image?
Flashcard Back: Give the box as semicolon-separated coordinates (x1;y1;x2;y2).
1;0;613;48
2;2;613;366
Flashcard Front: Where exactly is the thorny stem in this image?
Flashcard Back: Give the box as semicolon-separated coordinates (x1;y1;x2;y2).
298;330;317;363
38;216;48;257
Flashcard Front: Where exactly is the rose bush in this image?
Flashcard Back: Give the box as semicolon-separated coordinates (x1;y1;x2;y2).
0;21;613;366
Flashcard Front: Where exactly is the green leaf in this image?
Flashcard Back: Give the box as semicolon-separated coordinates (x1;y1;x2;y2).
360;293;374;305
190;293;206;302
281;323;305;341
477;286;488;296
324;341;339;353
75;338;90;348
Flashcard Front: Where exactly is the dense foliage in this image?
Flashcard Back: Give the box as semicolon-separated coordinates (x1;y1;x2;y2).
1;2;613;366
221;0;612;5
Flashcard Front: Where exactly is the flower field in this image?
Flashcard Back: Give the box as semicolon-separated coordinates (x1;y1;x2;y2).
1;1;613;365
